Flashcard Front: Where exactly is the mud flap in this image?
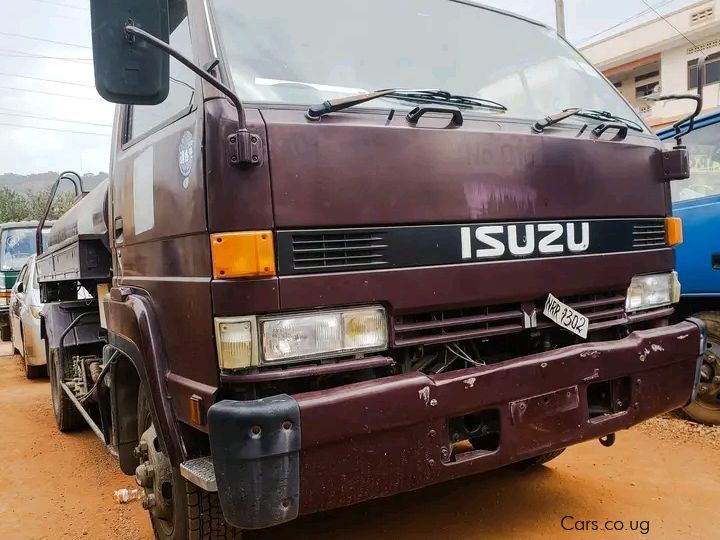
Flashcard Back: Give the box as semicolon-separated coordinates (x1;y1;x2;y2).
208;395;301;529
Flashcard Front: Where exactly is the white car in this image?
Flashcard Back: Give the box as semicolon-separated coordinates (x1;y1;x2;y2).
10;255;46;379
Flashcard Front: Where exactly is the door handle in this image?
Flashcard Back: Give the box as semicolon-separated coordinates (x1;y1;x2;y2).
114;216;124;240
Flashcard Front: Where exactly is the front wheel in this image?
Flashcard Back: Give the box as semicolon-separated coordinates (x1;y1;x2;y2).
682;312;720;425
0;324;11;342
512;448;566;470
136;389;241;540
24;361;46;379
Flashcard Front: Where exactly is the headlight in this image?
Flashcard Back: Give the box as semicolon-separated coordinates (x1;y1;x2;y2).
625;272;681;312
215;306;388;370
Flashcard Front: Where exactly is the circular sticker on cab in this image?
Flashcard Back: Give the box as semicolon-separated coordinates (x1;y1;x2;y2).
178;130;194;181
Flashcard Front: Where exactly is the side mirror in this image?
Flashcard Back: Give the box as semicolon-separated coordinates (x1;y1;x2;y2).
89;0;170;105
16;283;23;294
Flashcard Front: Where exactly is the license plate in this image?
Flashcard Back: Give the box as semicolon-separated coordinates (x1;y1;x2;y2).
543;293;588;339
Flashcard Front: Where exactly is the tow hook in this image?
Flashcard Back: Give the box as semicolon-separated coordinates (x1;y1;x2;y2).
599;433;616;447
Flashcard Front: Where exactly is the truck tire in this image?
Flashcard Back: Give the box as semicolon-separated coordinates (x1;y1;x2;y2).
48;347;84;431
20;324;46;379
682;312;720;425
0;324;10;342
25;361;46;380
512;448;566;470
136;389;241;540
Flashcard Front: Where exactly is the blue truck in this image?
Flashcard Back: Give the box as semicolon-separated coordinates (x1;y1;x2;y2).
659;112;720;424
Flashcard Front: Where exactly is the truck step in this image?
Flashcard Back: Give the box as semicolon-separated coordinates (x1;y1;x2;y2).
180;457;217;492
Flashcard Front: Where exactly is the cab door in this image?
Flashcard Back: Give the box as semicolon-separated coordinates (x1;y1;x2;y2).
108;0;216;385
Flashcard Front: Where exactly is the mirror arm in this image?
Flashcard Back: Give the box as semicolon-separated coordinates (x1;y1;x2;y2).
36;171;83;257
125;25;244;128
125;25;261;167
649;93;702;147
648;56;706;147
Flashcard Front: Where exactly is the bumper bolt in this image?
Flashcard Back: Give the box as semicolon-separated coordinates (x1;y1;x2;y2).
282;420;293;430
428;429;437;439
250;425;262;437
135;463;155;488
712;376;720;385
440;447;449;459
141;494;156;510
281;498;292;509
429;399;438;407
133;441;148;460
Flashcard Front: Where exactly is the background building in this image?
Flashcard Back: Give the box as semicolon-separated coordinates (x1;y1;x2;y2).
581;0;720;128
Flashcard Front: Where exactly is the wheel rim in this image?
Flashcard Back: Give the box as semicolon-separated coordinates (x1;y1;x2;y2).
137;410;175;536
695;338;720;411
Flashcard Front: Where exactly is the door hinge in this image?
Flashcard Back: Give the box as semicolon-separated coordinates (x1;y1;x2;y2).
661;147;690;181
227;129;263;167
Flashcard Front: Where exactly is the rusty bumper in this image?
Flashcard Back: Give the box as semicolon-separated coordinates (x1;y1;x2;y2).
209;319;705;529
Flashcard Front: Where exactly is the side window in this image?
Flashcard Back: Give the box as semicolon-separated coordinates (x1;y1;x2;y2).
669;121;720;203
21;265;30;290
127;0;194;141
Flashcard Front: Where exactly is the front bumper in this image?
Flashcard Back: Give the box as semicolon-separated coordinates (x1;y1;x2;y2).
208;319;705;529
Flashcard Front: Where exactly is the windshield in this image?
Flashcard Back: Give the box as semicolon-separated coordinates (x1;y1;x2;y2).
0;228;49;271
211;0;646;130
668;121;720;202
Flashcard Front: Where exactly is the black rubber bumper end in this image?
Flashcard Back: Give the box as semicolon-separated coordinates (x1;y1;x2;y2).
208;394;301;530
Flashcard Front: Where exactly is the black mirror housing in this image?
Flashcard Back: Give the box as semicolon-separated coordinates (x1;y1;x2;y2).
16;282;23;294
89;0;170;105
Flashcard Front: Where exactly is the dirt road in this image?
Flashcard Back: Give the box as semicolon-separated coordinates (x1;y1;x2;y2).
1;345;718;540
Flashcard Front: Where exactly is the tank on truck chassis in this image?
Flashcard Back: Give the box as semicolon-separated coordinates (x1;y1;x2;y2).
36;1;707;538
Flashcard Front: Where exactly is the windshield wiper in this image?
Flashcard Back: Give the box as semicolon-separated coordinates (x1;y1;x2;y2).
306;88;506;120
533;108;644;134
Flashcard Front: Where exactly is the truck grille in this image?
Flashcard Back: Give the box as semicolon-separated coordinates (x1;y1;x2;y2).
632;219;666;249
392;304;525;347
289;231;389;271
392;289;666;348
535;290;627;332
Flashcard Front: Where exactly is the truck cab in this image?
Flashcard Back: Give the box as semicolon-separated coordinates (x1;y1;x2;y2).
660;111;720;424
36;1;705;538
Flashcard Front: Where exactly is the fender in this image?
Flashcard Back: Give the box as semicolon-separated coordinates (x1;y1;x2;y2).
41;300;104;350
106;286;184;472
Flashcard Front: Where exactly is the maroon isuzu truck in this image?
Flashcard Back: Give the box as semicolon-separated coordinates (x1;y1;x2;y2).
35;1;706;538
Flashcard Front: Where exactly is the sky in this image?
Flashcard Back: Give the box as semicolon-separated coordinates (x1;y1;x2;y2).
0;0;704;175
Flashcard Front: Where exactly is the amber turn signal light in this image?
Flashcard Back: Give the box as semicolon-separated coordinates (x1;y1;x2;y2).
211;231;276;279
665;217;683;247
189;394;205;425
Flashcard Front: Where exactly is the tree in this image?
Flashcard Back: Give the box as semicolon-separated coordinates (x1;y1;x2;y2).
0;187;77;223
24;188;76;221
0;187;30;223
